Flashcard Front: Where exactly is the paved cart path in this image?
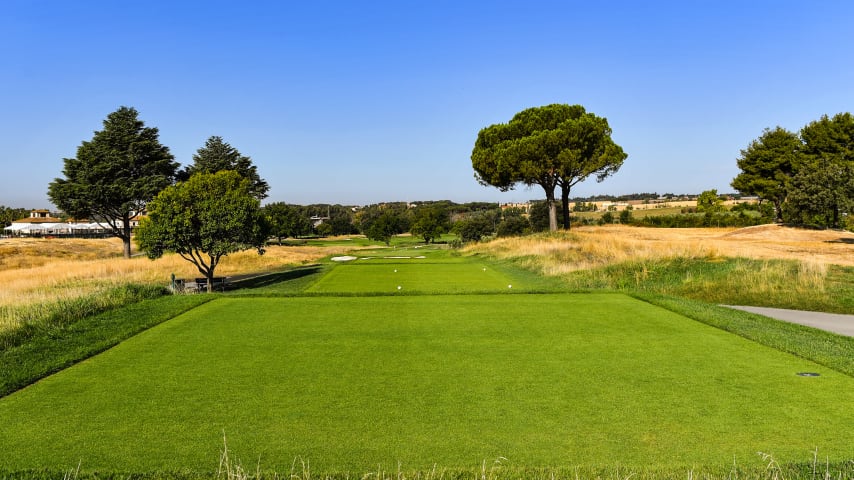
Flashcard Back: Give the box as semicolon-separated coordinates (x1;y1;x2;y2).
725;305;854;337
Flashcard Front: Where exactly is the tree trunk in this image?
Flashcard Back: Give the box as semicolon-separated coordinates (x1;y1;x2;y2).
773;198;784;223
207;271;214;293
547;196;558;232
121;237;131;258
540;178;559;231
560;184;571;230
832;203;840;229
121;217;132;258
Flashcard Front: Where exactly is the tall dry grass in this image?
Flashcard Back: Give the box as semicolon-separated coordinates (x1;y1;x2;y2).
465;225;843;309
0;237;347;331
469;225;850;273
468;227;727;275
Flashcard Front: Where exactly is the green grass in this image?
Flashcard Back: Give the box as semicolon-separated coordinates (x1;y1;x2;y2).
558;257;854;314
0;293;214;398
632;292;854;377
1;246;852;479
0;283;167;348
300;246;563;295
1;294;852;473
307;255;515;294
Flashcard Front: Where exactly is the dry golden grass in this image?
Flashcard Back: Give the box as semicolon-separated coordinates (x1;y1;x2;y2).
0;237;355;330
466;225;850;310
468;224;854;274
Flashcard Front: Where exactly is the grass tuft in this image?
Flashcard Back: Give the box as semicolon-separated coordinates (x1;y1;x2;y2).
0;283;167;350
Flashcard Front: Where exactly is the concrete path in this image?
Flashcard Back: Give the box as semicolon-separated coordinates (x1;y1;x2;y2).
724;305;854;337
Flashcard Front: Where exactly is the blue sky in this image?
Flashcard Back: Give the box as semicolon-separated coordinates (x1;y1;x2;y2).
2;1;853;208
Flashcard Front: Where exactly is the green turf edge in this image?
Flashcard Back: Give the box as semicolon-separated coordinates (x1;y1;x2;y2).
630;292;854;378
1;460;852;480
0;294;215;398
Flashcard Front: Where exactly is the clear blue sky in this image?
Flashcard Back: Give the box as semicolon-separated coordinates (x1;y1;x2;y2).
2;0;853;208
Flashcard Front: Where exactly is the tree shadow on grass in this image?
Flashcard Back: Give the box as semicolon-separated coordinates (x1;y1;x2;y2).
825;237;854;244
229;265;323;290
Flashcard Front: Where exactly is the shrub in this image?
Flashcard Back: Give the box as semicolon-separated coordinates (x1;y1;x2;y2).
496;216;530;237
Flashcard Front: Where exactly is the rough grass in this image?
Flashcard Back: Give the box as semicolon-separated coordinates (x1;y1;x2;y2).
4;453;854;480
468;225;854;269
466;226;854;313
0;283;167;351
0;239;339;331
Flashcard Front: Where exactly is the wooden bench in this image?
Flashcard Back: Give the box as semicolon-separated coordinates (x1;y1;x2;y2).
195;277;228;292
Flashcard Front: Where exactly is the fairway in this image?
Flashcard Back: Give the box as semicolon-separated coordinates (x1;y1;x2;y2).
307;256;518;293
1;294;851;472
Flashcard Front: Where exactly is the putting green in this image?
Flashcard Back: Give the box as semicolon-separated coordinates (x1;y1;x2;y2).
0;294;851;472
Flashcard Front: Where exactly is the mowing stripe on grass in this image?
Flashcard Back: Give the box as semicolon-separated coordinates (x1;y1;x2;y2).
0;294;852;473
307;259;518;294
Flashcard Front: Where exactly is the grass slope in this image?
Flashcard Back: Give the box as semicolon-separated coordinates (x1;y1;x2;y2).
0;292;214;398
1;294;852;473
632;292;854;377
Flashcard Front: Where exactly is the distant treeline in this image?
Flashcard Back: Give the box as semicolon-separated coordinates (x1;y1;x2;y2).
0;206;29;227
567;192;747;202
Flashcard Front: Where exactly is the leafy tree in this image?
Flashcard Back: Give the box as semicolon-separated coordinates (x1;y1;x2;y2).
696;189;725;213
264;202;312;244
136;171;268;292
364;211;406;246
472;104;627;231
299;204;355;236
179;136;269;200
0;206;28;227
599;211;614;225
410;205;449;243
357;203;411;237
452;213;494;243
786;156;853;228
573;202;597;212
501;207;526;218
496;216;530;237
789;113;854;228
731;127;802;222
48;106;178;258
619;208;633;224
314;222;333;237
528;200;551;232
